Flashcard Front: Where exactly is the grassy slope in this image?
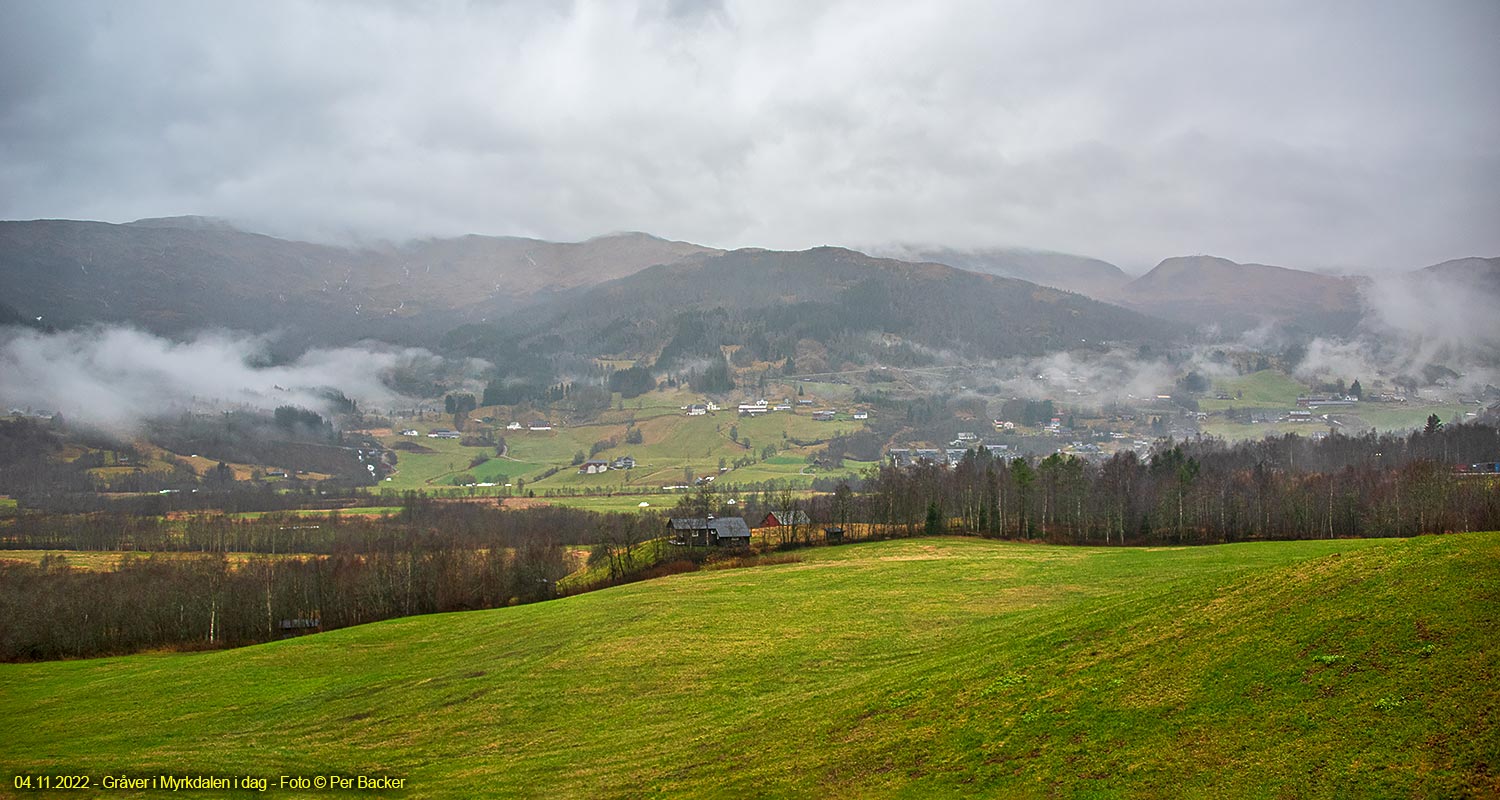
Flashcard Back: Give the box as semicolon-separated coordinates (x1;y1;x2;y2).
379;396;870;495
1200;370;1475;439
3;534;1495;798
1201;369;1307;411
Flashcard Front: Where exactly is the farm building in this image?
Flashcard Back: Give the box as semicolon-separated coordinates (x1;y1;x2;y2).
529;421;553;431
666;516;752;547
760;510;811;528
578;460;610;475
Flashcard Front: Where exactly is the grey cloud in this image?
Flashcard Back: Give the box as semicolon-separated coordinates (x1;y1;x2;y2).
1;0;1496;270
0;325;485;435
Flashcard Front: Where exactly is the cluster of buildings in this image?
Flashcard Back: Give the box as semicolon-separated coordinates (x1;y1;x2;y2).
682;398;869;421
886;444;1012;468
577;455;636;474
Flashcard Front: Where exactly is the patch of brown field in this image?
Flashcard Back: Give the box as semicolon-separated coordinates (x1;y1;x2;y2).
498;496;554;509
0;550;320;572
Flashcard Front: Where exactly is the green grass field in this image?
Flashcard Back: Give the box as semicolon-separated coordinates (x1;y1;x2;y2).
1350;404;1474;432
2;533;1494;797
1200;369;1307;411
1202;404;1477;441
379;396;872;494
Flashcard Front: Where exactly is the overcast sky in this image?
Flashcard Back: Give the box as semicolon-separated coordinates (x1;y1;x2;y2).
2;1;1496;271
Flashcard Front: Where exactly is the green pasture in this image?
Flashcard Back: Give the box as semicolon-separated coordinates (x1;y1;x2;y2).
377;399;874;498
1200;369;1307;411
2;533;1494;797
1351;404;1474;432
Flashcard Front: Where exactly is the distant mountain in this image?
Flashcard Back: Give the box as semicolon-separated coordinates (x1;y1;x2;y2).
123;215;242;232
1357;256;1500;365
0;218;715;347
1414;256;1500;294
445;246;1182;388
887;246;1131;299
1114;255;1365;334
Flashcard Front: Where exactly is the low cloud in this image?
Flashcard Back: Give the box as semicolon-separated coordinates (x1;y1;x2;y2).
0;325;485;434
1296;263;1500;392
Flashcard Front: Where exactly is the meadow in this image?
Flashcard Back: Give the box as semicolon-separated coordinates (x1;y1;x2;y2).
2;532;1493;798
378;397;870;495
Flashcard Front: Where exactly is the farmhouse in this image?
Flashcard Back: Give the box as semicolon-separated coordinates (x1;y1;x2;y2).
852;410;869;420
400;429;419;436
760;509;811;528
666;516;752;547
578;459;610;475
506;421;523;431
610;455;636;470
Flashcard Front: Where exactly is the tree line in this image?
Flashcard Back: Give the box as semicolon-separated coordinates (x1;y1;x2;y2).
0;500;647;661
0;534;567;661
854;423;1500;544
0;496;616;554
